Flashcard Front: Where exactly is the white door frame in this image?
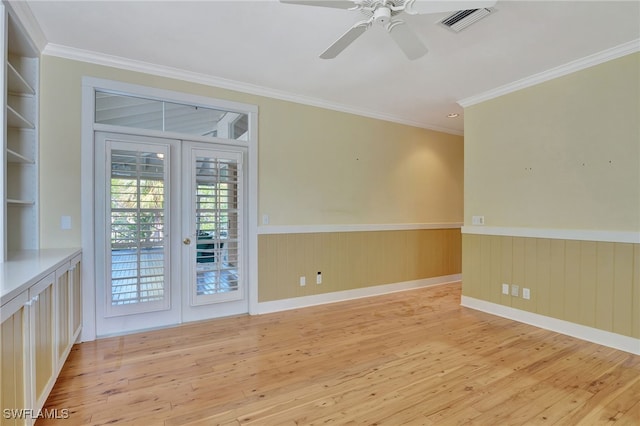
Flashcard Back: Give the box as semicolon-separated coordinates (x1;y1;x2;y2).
81;77;259;341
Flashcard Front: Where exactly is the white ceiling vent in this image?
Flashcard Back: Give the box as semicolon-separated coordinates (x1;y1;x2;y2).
438;8;495;33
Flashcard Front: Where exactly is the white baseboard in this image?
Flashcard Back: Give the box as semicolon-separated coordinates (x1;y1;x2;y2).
255;274;462;315
461;296;640;355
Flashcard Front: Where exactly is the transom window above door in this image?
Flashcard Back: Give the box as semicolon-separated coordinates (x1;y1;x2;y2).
95;91;249;140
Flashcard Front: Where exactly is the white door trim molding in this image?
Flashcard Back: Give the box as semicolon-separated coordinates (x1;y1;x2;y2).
81;77;259;341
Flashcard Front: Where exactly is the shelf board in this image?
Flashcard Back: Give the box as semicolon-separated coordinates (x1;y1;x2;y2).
7;14;39;58
6;148;34;164
6;104;35;129
7;62;35;95
7;199;35;206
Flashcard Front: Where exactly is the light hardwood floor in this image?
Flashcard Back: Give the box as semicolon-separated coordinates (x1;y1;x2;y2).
39;283;639;425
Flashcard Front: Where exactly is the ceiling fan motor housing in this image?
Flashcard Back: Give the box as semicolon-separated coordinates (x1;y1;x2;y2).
373;6;391;25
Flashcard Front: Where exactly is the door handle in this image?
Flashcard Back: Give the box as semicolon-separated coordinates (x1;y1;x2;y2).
183;238;191;245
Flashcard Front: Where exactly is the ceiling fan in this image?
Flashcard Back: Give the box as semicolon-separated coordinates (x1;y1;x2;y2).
281;0;496;60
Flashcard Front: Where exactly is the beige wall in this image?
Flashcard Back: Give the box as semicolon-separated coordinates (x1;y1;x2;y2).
38;55;463;301
462;53;640;338
260;106;464;226
259;228;461;302
39;55;463;249
464;53;639;231
463;234;640;339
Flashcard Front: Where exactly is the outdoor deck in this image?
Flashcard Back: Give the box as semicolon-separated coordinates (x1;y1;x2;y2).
110;248;238;305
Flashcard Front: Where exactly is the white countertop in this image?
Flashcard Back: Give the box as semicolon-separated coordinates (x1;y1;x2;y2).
0;248;82;306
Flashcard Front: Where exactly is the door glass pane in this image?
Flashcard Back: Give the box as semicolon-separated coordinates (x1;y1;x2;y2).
110;149;167;308
95;91;249;141
194;155;241;301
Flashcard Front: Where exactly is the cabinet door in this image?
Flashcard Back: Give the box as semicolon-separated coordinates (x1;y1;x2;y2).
70;255;82;340
54;264;70;364
1;292;29;426
28;273;55;410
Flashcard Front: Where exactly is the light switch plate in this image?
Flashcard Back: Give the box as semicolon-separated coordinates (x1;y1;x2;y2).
61;215;72;230
472;216;485;225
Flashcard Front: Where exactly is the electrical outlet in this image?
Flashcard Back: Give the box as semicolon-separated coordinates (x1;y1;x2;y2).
299;276;306;286
316;272;322;284
522;288;531;300
502;283;509;295
511;284;519;297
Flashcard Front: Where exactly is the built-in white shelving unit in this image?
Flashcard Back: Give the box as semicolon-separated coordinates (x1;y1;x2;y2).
0;5;84;423
2;3;39;259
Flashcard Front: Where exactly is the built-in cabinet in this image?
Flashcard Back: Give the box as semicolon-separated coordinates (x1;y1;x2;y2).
0;290;28;426
2;2;39;260
27;272;54;413
0;5;82;425
0;250;81;426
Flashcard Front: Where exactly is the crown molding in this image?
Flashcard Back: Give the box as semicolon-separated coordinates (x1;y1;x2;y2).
42;43;463;136
458;38;640;108
4;0;47;52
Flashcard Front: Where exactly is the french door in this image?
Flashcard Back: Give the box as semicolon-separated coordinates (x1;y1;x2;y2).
181;142;246;323
95;132;247;336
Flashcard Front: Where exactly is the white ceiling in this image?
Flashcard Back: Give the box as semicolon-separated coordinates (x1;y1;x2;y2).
23;0;640;134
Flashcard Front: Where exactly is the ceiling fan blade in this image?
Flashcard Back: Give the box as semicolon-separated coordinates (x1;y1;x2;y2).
280;0;356;9
403;0;496;15
387;21;428;60
320;21;369;59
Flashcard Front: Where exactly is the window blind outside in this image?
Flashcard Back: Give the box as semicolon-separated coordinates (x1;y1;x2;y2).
193;154;242;304
109;149;167;308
